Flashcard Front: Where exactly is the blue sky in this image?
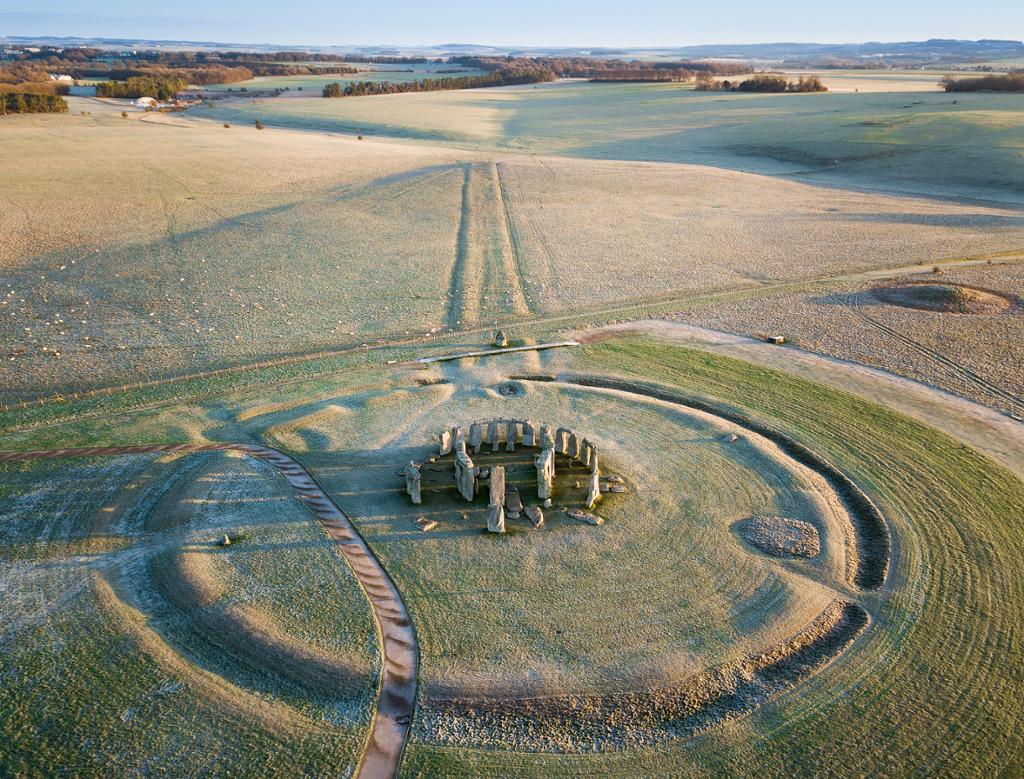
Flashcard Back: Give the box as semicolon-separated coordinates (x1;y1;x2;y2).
1;1;1020;47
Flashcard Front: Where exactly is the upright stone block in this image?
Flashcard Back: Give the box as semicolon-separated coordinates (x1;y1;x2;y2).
585;469;602;509
522;421;536;448
556;428;571;455
506;420;518;452
568;433;580;460
455;442;476;502
487;465;506;533
536;446;555;500
505;484;522;519
488;420;502;452
540;425;557;450
469;422;483;453
524;505;544;528
581;440;592;469
403;462;422;505
590;447;599;474
439;430;452;456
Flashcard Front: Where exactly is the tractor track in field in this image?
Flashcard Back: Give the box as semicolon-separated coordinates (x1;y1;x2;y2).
494;162;539;315
839;289;1024;416
0;444;416;779
444;164;475;330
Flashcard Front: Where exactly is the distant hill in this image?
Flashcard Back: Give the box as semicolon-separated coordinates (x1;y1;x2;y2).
3;36;1022;66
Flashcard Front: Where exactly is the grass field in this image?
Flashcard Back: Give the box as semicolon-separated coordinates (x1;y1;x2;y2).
192;82;1024;203
4;58;1024;778
5;97;1022;402
3;336;1023;775
0;451;378;775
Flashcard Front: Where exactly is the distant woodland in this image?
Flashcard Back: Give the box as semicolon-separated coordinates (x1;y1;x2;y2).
0;92;67;114
1;44;835;110
696;73;827;92
322;64;556;97
95;76;187;100
941;72;1024;91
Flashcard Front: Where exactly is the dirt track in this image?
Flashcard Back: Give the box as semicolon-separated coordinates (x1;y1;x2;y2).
0;443;415;779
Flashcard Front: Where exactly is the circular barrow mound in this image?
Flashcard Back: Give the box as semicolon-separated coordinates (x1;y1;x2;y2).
872;282;1012;314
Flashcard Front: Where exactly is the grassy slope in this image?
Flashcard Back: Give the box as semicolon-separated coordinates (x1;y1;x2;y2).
401;337;1024;777
0;452;377;775
193;83;1024;203
271;379;839;699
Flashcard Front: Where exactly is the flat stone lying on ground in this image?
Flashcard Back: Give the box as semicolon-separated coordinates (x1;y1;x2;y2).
566;508;604;526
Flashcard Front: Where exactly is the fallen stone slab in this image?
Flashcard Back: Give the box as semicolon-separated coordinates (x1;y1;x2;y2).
414;517;438;532
566;508;604;526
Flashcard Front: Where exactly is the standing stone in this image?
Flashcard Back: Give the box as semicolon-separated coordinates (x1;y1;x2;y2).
524;505;544;528
590;447;599;474
581;440;592;469
555;428;571;455
568;433;581;460
586;469;601;509
522;421;536;448
536;446;555;500
505;484;522;519
488;420;502;452
506;420;518;452
403;461;422;505
439;430;453;456
469;422;483;453
455;441;476;502
487;465;506;533
539;425;555;449
494;329;508;348
452;427;466;449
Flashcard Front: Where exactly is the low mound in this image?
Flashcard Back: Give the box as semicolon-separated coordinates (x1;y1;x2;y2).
872;282;1011;314
736;516;821;558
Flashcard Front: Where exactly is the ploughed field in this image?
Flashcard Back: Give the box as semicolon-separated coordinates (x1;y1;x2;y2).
2;338;1023;776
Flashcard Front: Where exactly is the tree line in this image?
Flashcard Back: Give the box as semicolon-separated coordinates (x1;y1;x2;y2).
0;92;68;114
940;73;1024;92
323;66;555;97
451;55;750;78
1;45;360;88
96;76;187;100
696;73;827;93
589;69;694;82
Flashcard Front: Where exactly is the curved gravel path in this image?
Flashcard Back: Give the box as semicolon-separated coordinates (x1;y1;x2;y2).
0;443;416;779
